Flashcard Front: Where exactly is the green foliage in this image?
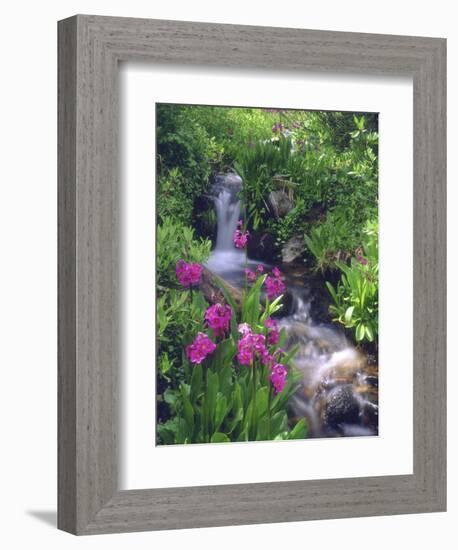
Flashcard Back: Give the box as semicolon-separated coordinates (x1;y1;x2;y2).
304;209;366;271
325;221;378;343
157;104;216;226
157;218;211;288
231;114;378;259
156;219;212;391
157;289;208;384
157;277;308;444
235;138;294;230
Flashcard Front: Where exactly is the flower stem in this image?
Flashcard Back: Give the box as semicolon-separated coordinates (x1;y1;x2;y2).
268;386;272;440
251;362;257;441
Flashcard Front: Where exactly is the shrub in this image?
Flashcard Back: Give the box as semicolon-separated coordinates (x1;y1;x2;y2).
325;220;378;343
304;208;367;271
156;104;215;226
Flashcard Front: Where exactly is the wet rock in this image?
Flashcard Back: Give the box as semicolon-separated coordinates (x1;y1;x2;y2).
268;190;293;218
199;266;242;308
362;401;379;431
247;231;277;261
282;235;306;263
211;171;242;193
323;385;360;430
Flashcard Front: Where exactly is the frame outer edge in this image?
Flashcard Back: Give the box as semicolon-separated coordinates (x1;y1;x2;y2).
57;15;78;534
58;14;447;534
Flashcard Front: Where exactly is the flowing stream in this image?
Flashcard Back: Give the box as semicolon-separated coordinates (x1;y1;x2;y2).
206;172;378;437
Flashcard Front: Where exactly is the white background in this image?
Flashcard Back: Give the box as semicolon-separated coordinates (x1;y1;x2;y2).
0;1;455;549
121;66;413;489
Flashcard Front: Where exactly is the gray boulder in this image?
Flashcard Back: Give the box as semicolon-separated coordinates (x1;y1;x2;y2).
268;190;293;218
281;235;306;263
323;385;360;430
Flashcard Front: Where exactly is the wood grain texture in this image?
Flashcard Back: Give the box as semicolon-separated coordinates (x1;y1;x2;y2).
57;14;446;535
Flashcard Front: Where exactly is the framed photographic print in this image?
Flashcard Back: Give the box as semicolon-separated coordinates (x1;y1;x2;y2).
58;15;446;534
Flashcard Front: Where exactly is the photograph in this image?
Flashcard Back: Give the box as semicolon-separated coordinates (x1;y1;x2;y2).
155;103;379;445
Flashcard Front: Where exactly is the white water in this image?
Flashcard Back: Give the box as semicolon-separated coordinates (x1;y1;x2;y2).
205;172;251;285
206;173;378;437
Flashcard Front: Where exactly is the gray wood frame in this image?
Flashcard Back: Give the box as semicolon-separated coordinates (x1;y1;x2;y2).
58;14;446;535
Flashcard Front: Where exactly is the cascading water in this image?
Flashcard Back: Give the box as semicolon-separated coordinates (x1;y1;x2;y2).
206;172;253;286
206;172;378;437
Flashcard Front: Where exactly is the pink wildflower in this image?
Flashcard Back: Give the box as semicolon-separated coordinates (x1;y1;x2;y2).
186;332;216;364
272;266;281;278
245;268;256;283
204;303;232;338
237;332;270;366
269;363;287;395
264;317;280;345
233;227;249;249
175;260;202;288
238;323;252;336
357;254;368;266
264;275;286;300
256;265;264;274
264;317;277;329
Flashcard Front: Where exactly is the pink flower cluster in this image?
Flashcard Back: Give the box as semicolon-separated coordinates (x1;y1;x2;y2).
264;267;286;300
269;363;287;395
236;323;273;366
244;264;264;283
233;220;249;249
175;260;202;288
204;303;232;337
186;332;216;364
272;122;285;133
237;331;271;366
264;317;280;346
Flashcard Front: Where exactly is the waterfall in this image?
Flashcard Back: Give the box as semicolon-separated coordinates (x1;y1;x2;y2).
205;172;248;285
214;187;241;251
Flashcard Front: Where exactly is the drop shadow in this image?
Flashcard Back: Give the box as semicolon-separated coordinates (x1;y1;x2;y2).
26;510;57;528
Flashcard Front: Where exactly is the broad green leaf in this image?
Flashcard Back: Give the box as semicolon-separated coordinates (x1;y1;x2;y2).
206;370;219;434
365;323;374;342
254;386;269;420
214;393;229;432
180;383;194;436
344;305;355;323
355;323;365;342
211;432;230;443
287;418;308;440
270;411;288;436
325;281;339;305
190;363;203;403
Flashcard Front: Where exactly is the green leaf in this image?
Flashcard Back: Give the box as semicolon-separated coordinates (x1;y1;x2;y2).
287;418;308;440
180;383;194;436
218;364;233;397
211;432;230;443
254;386;269;420
325;281;339;305
206;370;219;435
236;428;249;442
270;411;288;436
344;305;355;324
365;323;374;342
355;323;365;342
256;416;269;441
190;363;203;403
214;393;229;432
